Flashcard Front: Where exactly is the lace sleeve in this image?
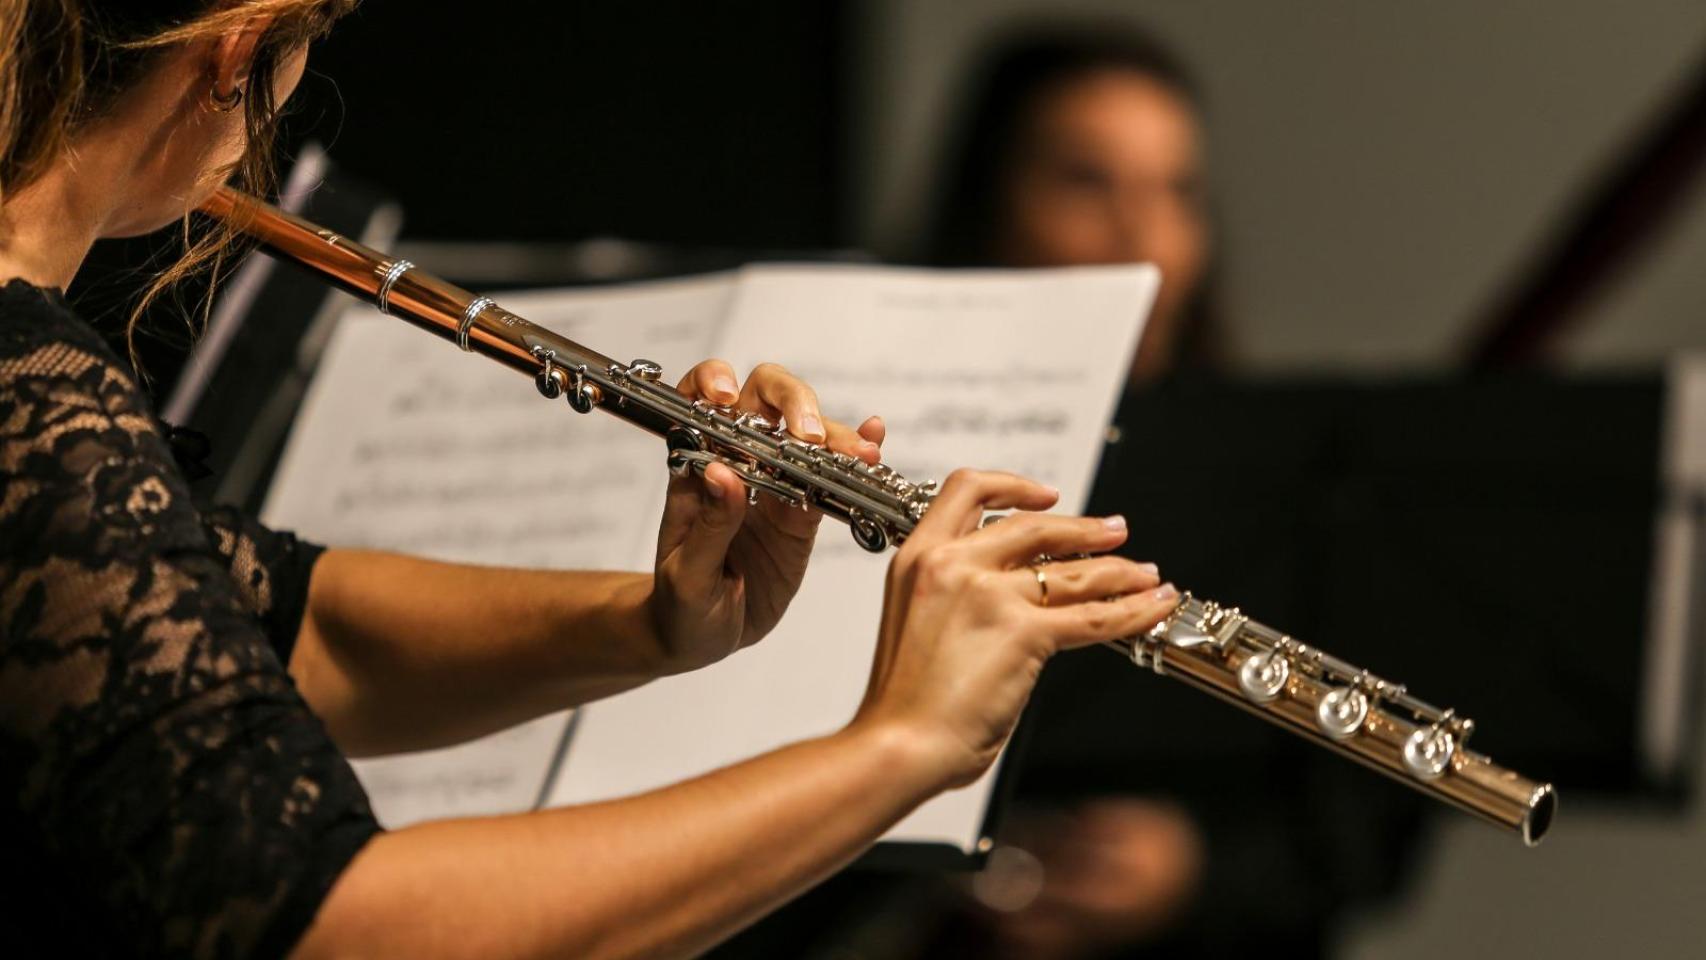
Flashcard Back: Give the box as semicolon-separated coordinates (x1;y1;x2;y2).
0;331;379;958
199;504;326;667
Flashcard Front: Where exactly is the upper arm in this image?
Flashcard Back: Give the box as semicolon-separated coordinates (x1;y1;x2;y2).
0;337;379;958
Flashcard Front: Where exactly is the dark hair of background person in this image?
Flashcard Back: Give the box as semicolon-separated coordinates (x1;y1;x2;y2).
916;21;1225;374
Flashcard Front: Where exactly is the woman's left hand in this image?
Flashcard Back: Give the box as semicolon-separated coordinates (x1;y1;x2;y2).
646;359;885;674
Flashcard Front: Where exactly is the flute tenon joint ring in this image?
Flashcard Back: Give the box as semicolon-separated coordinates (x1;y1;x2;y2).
375;259;413;315
459;296;496;352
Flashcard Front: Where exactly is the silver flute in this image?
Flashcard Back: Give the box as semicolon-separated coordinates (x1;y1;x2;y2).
200;187;1556;846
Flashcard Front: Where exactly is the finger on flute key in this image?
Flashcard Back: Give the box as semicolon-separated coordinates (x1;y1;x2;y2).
967;511;1128;566
1013;555;1160;606
675;359;741;405
739;362;825;443
1041;582;1179;652
908;468;1060;544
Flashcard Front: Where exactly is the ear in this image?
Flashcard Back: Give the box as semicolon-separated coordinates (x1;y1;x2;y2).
209;16;275;102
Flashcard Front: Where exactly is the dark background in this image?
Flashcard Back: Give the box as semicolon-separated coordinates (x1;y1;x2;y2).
288;0;850;246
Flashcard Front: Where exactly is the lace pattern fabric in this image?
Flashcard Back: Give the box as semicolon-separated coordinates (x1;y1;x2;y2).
0;280;378;958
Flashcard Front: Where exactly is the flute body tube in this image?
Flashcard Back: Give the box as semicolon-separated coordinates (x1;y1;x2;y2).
199;187;1556;845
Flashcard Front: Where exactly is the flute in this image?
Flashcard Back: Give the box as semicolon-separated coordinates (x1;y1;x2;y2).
198;187;1557;846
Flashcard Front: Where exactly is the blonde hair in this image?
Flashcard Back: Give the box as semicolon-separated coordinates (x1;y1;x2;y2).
0;0;357;366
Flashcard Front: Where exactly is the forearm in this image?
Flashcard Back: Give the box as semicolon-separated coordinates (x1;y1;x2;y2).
293;549;667;756
295;721;942;960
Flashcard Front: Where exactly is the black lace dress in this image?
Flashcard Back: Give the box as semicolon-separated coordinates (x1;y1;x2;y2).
0;280;379;957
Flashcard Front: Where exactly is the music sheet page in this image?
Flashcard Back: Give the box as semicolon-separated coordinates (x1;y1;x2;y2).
262;272;736;827
547;263;1156;851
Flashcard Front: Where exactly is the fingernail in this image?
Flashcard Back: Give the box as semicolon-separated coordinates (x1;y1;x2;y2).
1137;562;1159;578
712;374;739;401
704;476;725;500
800;414;824;440
1153;582;1178;601
1102;514;1126;532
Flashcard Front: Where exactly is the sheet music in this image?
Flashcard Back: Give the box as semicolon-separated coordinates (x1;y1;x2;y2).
262;272;735;826
547;263;1157;851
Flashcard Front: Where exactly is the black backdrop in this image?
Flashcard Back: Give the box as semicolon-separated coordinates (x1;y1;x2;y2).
285;0;851;245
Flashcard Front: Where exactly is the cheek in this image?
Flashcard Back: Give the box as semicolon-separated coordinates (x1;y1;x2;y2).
102;112;245;237
1143;208;1209;295
1005;182;1120;266
208;117;250;169
180;111;251;202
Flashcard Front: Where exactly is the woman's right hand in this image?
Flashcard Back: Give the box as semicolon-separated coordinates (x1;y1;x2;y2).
852;469;1179;789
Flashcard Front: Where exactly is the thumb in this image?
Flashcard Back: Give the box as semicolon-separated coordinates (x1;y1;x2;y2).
659;460;748;592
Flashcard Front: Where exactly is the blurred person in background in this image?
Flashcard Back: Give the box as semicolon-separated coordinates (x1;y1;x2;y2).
919;23;1222;386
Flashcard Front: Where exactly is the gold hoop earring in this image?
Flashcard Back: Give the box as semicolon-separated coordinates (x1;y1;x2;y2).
209;84;244;112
